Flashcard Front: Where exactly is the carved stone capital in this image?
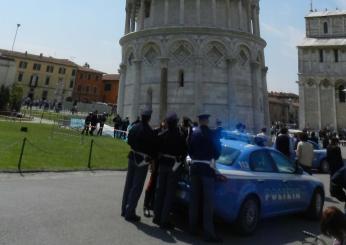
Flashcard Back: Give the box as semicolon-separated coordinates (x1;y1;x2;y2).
251;61;260;69
226;57;237;66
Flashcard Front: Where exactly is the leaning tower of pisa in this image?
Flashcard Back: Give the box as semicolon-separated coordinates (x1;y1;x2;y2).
117;0;269;132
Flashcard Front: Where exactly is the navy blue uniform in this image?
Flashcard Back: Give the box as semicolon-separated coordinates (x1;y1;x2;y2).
188;125;221;239
121;121;157;220
153;127;188;227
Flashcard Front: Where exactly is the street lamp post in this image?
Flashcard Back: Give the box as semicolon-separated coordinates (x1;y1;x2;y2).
11;24;21;52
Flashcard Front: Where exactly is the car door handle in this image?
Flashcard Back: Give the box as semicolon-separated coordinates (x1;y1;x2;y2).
282;180;288;183
257;179;265;183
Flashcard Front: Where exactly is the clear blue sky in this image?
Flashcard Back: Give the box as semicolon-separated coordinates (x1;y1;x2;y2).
0;0;345;93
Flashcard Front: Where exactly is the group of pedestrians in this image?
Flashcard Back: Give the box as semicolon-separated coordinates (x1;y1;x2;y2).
112;114;130;139
121;110;224;243
81;110;108;136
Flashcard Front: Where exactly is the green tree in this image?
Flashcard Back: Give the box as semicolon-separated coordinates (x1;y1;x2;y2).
9;84;23;111
0;85;10;111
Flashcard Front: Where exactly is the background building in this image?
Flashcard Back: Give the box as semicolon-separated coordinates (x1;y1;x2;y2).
298;10;346;130
101;74;119;105
0;54;16;88
118;0;269;131
269;92;299;126
72;63;104;103
0;49;77;102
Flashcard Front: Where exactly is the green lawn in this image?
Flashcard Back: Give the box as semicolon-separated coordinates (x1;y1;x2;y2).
0;121;129;172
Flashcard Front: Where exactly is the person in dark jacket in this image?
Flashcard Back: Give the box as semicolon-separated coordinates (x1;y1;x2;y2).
188;114;223;243
275;128;292;158
153;112;188;229
81;112;92;135
89;110;99;136
309;132;319;145
121;110;157;222
113;114;122;138
97;112;107;136
329;138;346;202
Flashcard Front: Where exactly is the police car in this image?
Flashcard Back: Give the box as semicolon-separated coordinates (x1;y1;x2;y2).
177;139;325;235
308;141;328;173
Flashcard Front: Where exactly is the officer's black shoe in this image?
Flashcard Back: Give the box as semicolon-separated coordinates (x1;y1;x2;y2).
152;218;160;226
160;223;175;230
125;215;141;223
203;236;223;243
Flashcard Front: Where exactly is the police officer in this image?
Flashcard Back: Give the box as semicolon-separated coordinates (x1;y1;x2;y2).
121;110;157;222
153;112;188;229
188;114;222;243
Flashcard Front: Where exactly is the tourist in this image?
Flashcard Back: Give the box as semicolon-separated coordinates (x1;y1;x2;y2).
256;128;271;147
113;114;122;138
81;112;92;135
89;110;98;136
143;121;166;218
296;132;314;175
310;132;319;144
275;128;293;159
97;112;107;136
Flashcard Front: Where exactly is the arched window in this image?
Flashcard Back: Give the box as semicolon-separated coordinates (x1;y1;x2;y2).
324;22;328;34
339;85;346;103
178;70;184;87
145;0;151;18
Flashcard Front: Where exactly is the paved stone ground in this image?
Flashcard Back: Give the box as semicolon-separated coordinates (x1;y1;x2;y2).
0;171;342;245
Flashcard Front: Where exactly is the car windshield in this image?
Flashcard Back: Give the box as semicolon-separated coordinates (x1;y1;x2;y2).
217;146;241;166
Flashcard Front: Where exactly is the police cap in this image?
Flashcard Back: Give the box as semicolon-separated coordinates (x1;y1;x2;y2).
166;112;178;123
198;114;211;120
141;109;152;117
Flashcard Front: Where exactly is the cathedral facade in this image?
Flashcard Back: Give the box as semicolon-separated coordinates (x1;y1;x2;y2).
117;0;269;132
298;10;346;130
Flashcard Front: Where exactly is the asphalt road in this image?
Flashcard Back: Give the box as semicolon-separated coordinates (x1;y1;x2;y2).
0;171;342;245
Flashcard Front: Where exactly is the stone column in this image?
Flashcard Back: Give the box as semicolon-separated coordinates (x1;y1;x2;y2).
331;83;338;130
151;0;156;27
251;5;260;36
226;0;232;29
164;0;169;25
238;0;243;30
212;0;217;26
125;6;131;34
298;81;306;129
131;59;142;122
139;0;146;30
117;63;127;117
251;62;260;133
159;58;169;121
180;0;185;25
261;67;270;129
316;82;322;129
246;1;252;33
196;0;201;25
226;58;237;128
194;57;203;117
255;5;261;36
130;7;136;32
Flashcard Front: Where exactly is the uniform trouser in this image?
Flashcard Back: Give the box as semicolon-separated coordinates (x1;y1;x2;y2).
121;156;149;218
153;164;179;224
189;175;216;238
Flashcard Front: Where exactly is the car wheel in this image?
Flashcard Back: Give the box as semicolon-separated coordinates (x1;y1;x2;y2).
236;196;260;235
320;159;329;174
306;189;324;220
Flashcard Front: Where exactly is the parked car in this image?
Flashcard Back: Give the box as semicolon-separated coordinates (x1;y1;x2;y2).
177;139;325;235
308;141;328;173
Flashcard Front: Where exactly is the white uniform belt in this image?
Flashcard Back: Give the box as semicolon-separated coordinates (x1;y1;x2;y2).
160;154;183;172
131;150;151;167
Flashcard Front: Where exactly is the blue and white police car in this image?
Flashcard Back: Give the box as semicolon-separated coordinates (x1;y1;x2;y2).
177;139;325;235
